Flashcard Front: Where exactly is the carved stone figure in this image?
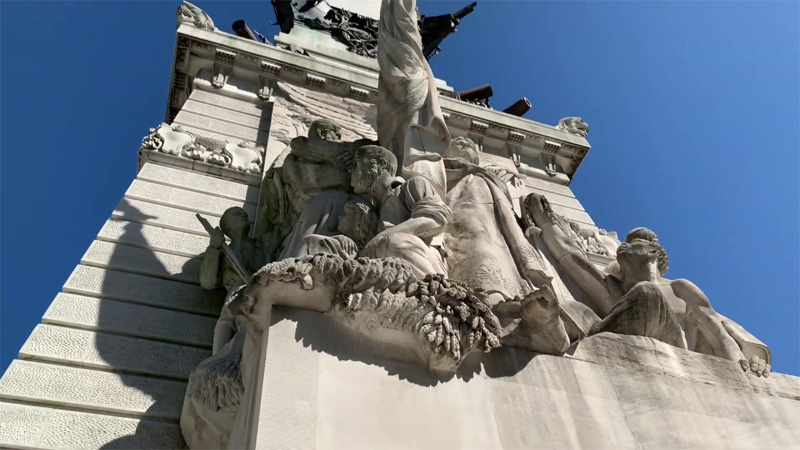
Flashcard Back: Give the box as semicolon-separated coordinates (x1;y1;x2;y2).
557;117;590;137
177;0;215;30
525;193;771;376
345;145;450;278
199;207;269;354
442;137;569;354
378;0;450;195
258;119;362;258
182;207;269;450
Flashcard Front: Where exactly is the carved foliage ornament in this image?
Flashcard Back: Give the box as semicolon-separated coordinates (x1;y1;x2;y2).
141;123;264;174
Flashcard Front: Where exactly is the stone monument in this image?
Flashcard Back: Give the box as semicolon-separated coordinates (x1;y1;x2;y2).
1;1;798;448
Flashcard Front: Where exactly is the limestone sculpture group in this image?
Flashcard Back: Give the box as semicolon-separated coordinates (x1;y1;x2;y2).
178;0;771;448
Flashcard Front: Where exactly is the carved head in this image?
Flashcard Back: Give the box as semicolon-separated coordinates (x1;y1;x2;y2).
308;119;342;142
616;228;669;276
349;145;397;197
220;207;250;240
337;200;378;248
444;136;479;165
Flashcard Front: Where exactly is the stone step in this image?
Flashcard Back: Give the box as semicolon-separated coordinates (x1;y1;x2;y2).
125;179;256;219
81;241;202;285
138;163;259;204
63;265;222;316
98;218;211;259
0;401;185;449
43;293;216;348
20;324;211;380
0;360;186;420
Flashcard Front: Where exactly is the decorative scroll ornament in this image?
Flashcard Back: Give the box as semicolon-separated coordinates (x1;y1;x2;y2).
140;123;264;174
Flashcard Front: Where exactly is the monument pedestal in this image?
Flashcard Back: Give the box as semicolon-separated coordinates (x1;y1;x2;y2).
248;307;800;449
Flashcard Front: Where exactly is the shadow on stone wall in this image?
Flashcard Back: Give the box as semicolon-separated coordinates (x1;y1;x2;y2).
95;199;222;449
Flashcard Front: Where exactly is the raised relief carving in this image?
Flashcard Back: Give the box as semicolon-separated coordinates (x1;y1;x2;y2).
558;116;590;137
140;124;264;174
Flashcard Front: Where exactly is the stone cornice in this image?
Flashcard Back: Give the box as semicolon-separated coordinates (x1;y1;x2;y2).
167;24;592;182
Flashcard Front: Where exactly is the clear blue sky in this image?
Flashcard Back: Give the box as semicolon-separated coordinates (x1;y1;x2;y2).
1;1;798;376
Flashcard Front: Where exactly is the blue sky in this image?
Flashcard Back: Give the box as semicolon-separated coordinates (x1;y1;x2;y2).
1;1;798;376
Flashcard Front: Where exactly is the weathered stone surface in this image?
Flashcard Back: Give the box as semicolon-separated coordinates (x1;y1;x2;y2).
174;110;265;143
0;401;185;449
572;333;800;400
81;241;202;284
43;293;215;348
247;307;800;450
523;175;579;197
113;198;229;237
138;164;258;203
188;89;269;118
20;325;211;379
181;100;270;133
63;265;222;316
98;218;211;258
0;361;186;420
125;180;256;219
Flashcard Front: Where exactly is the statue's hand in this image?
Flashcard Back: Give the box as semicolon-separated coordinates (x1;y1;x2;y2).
739;355;771;378
334;235;358;258
337;147;356;171
524;193;551;226
209;226;225;249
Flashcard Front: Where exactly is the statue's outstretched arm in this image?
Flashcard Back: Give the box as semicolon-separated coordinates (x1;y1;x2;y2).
524;193;617;316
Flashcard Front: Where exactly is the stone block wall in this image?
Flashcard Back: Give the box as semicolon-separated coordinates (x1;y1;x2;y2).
251;307;800;450
0;162;258;448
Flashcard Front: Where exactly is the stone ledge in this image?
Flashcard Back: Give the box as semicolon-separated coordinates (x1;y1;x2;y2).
81;241;202;285
570;333;800;401
138;164;258;204
125;179;257;219
42;293;215;348
20;325;211;380
0;361;186;420
97;218;211;259
0;401;185;449
63;265;222;316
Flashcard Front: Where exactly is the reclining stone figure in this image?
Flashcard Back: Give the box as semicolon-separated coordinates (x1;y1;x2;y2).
524;192;771;377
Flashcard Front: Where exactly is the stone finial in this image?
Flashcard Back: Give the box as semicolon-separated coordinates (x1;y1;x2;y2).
558;117;590;137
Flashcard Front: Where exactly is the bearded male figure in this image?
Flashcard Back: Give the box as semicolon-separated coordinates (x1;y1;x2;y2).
345;145;449;278
526;193;771;376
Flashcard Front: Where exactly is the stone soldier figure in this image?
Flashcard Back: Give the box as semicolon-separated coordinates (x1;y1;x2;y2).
199;207;269;354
